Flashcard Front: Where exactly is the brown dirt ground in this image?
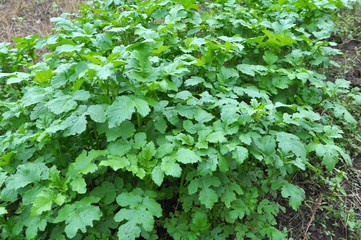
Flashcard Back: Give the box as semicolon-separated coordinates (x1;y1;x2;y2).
338;39;361;86
0;1;361;240
0;0;86;43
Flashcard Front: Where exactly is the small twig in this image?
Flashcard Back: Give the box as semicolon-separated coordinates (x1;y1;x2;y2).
303;194;323;240
339;38;361;47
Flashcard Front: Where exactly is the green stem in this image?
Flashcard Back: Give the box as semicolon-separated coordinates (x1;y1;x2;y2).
137;113;142;131
1;56;8;73
105;79;109;96
175;166;189;211
142;175;154;191
53;138;66;168
29;49;36;64
287;168;299;182
178;165;190;197
75;51;83;61
98;80;108;95
125;77;136;90
266;171;278;186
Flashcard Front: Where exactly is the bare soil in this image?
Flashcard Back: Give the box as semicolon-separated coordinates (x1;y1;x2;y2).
0;0;86;43
338;39;361;86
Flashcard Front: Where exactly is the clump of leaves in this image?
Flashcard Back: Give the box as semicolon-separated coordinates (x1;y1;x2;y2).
0;36;40;102
1;0;361;239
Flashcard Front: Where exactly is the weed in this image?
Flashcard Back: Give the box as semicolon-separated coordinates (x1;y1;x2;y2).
0;0;360;239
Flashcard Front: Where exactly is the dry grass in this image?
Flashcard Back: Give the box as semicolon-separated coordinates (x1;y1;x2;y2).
0;0;87;43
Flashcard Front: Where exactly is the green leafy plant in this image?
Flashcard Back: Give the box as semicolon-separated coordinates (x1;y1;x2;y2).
0;0;360;239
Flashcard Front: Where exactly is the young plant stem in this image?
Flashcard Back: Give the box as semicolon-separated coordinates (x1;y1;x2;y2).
178;165;190;198
50;140;66;168
125;78;137;90
1;56;9;73
287;168;299;182
29;49;36;64
76;51;84;61
105;79;109;96
266;171;278;186
137;113;142;131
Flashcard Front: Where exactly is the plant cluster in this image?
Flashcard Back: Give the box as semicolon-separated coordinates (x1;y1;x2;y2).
0;36;39;102
0;0;361;239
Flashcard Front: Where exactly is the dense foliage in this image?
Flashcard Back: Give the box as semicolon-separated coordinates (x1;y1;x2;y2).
0;0;361;239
